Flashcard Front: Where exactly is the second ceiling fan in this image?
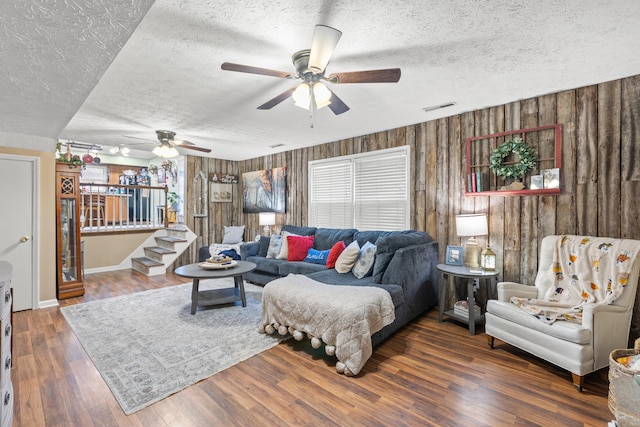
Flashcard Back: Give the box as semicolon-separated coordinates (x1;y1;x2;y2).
221;24;401;117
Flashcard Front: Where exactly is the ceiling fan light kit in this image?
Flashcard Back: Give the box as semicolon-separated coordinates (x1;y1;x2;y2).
153;143;179;158
221;24;401;123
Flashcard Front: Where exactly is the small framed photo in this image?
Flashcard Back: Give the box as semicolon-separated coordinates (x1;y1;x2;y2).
542;168;560;189
446;245;464;266
530;174;543;190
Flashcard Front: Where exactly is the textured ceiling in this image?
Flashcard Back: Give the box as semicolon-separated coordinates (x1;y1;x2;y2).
2;1;640;160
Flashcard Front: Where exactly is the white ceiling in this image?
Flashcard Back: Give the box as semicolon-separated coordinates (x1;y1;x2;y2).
3;0;640;161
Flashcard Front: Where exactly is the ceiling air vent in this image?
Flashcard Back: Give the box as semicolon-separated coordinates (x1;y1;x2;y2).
422;102;456;113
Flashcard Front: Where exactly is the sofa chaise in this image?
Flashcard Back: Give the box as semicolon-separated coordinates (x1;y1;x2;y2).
198;224;440;346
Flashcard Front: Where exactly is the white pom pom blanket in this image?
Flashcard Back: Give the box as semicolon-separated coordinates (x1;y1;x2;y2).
260;274;395;375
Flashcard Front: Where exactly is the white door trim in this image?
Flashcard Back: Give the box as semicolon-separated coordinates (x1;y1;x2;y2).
0;153;40;310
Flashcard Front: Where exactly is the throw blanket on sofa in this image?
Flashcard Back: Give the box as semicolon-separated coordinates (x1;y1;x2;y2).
259;274;395;376
511;235;640;324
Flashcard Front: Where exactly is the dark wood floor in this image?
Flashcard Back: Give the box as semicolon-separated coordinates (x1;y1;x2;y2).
13;269;614;426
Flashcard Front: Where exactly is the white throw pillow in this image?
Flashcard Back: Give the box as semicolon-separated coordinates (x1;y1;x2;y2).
276;231;299;260
335;240;360;273
222;225;245;244
352;241;377;279
266;235;283;259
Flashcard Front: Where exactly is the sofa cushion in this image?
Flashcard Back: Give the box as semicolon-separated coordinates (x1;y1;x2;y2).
257;236;271;257
306;269;404;308
372;231;432;283
326;241;346;269
335;241;360;273
266;235;282;258
246;256;287;275
313;228;357;250
352;241;377;279
276;231;299;260
287;235;315;261
304;248;330;265
278;261;327;276
487;300;592;344
222;225;245;244
281;224;317;236
353;230;400;248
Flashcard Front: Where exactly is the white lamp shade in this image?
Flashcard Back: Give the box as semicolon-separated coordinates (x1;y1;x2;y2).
259;212;276;226
456;213;488;237
292;83;310;108
313;82;332;108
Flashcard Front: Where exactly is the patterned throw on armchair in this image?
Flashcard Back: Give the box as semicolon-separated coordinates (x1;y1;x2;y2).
485;235;640;390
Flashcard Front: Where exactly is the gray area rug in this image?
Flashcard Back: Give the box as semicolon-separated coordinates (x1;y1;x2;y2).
61;279;283;415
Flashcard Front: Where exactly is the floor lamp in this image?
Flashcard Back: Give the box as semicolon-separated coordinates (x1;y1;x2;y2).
456;213;488;269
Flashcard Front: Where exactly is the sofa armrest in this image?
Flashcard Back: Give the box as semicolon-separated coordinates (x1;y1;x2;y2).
239;241;259;260
582;303;632;370
198;246;210;262
381;241;439;318
497;282;539;302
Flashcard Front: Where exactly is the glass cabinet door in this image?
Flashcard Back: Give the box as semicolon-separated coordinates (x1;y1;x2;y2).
59;198;78;282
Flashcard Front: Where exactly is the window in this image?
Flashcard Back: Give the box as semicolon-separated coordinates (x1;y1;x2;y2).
308;146;410;230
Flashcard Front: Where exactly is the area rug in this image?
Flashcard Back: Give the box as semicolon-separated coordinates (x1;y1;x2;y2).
61;279;283;415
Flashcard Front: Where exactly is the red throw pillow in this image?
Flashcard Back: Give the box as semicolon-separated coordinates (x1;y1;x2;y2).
287;235;315;261
326;241;347;269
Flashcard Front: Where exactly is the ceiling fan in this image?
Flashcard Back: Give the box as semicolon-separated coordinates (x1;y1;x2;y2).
123;130;212;158
221;24;401;119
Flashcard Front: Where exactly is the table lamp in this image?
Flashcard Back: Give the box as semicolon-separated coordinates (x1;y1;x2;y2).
259;212;276;237
456;213;488;268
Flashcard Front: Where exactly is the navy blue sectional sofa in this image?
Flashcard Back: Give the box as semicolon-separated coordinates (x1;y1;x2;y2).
230;224;439;346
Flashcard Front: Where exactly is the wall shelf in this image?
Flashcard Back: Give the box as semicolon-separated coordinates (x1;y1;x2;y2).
465;124;562;197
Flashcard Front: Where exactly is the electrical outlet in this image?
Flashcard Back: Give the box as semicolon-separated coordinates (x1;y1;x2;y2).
473;278;480;290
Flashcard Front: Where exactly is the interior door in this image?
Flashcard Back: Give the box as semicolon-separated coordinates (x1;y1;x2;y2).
0;155;37;311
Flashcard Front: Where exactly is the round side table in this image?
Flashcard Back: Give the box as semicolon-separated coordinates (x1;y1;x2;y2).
436;263;499;335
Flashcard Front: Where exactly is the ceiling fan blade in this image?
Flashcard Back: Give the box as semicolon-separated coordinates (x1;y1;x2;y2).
328;68;401;84
221;62;295;79
173;139;195;146
327;89;350;115
308;25;342;73
257;86;297;110
178;145;212;153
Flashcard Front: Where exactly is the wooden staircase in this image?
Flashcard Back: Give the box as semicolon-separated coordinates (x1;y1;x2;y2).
131;226;196;276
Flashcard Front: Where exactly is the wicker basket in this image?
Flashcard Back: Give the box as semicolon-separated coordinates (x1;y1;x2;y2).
608;337;640;415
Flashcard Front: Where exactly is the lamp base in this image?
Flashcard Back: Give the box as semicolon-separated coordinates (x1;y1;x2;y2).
262;225;272;237
463;239;481;268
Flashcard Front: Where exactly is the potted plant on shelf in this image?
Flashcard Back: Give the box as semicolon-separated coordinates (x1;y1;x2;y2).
167;191;181;211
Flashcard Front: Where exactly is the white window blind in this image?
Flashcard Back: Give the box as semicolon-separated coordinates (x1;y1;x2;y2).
308;146;410;230
309;160;353;228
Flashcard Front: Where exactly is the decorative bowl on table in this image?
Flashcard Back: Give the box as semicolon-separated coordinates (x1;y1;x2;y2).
199;260;237;270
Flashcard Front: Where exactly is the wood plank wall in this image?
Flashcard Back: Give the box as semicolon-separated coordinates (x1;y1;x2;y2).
180;74;640;340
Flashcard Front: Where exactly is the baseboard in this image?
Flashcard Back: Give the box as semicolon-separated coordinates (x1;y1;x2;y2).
38;298;59;309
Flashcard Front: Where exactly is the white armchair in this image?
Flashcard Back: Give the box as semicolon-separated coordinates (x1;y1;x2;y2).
485;235;640;390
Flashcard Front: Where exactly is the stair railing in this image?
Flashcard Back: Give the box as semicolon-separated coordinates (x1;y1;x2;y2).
80;183;174;233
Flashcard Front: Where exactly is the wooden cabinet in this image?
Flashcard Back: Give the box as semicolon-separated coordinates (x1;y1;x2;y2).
55;163;84;299
105;194;128;224
0;262;13;427
465;124;562;196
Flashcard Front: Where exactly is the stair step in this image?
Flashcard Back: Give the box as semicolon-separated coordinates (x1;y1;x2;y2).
156;236;187;243
131;257;164;267
145;246;176;255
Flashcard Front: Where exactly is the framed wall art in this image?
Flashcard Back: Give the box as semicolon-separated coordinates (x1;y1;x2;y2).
242;167;286;213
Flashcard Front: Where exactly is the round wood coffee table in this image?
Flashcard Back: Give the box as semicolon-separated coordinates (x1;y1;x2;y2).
174;260;256;314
